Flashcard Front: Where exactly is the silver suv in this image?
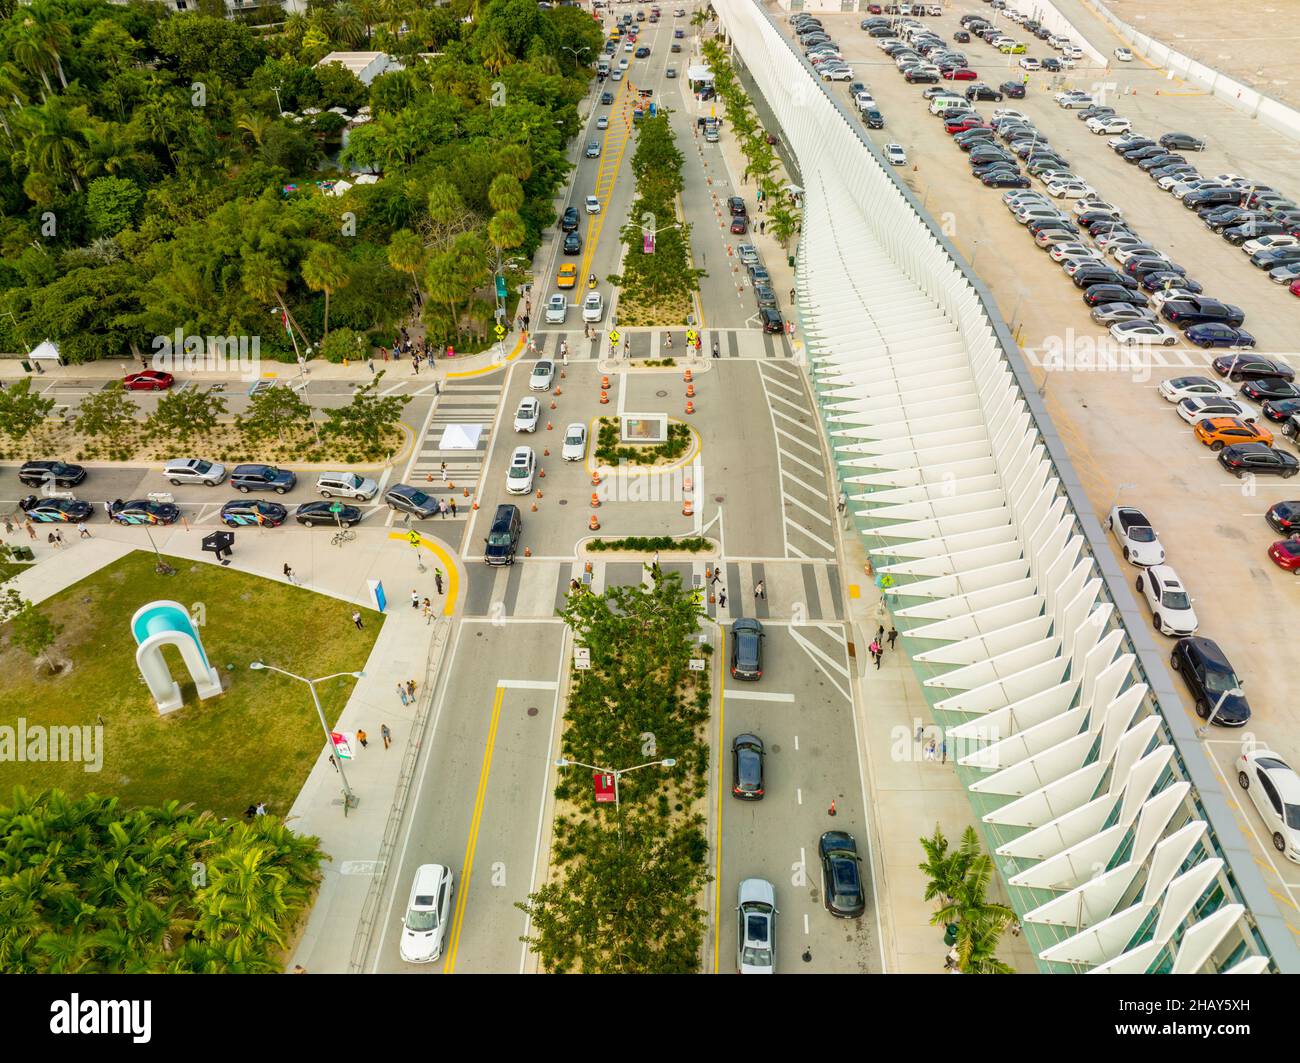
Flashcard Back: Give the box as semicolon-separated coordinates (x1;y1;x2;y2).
316;471;379;500
163;458;227;486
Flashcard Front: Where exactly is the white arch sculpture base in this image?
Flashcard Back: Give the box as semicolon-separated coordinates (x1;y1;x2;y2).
131;601;224;716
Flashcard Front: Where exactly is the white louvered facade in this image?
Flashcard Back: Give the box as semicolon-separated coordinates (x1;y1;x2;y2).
715;0;1298;973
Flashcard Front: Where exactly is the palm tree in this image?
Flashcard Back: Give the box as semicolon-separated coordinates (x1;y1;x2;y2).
25;1;72;91
0;63;29;142
920;824;1016;974
332;2;367;48
82;123;149;179
386;228;425;306
480;32;513;75
353;0;381;45
301;242;351;340
487;210;525;253
19;95;89;193
236;112;273;148
242;252;302;359
10;17;57;100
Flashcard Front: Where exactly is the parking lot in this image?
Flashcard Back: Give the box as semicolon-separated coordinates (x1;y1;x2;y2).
778;5;1300;900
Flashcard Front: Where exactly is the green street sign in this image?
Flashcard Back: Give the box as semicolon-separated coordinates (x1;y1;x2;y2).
609;329;621;346
495;275;508;300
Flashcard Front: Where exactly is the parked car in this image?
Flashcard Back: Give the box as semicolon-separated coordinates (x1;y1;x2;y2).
1218;442;1299;478
1194;416;1273;451
219;499;286;527
295;501;361;527
18;460;86;488
163;458;227;487
1171;636;1251;726
1106;505;1165;566
1160;132;1205;151
1135;565;1198;637
818;831;866;918
108;499;180;526
1236;750;1300;862
730;618;765;680
122;369;175;391
1176;397;1256;425
230;464;295;494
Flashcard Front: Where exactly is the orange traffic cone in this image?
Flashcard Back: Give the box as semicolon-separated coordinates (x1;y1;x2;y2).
590;492;601;508
684;368;693;382
539;468;546;478
599;390;609;403
686;382;695;397
685;400;695;414
589;513;600;531
524;547;532;557
828;800;837;817
591;471;602;486
601;375;610;389
682;498;694;517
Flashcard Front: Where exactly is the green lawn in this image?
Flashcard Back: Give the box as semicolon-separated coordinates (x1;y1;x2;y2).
0;552;381;818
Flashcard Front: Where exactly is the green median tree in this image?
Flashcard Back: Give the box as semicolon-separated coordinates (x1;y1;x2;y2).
322;372;409;459
237;382;313;447
146;386;227;447
74;381;137;456
0;378;55;442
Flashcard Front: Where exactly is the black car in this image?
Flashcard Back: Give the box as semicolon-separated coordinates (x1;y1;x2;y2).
600;91;615;104
1139;153;1185;172
17;495;94;523
1240;378;1300;403
754;284;778;309
1083;285;1148;308
295;501;361;527
1076;210;1122;231
17;460;87;488
219;499;287;527
109;499;180;526
969;150;1014;167
965;84;1003;101
1160;132;1205;151
1122;145;1165;163
1171;637;1251;726
727;195;746;216
1219;443;1299;479
1162;298;1244;329
954;29;971;42
982;172;1030;188
1262;399;1300;423
1265;500;1300;535
1041;57;1061;72
1184;187;1245;209
560;206;580;232
731;733;765;800
484;503;522;566
385;483;440;519
1127;259;1186;283
634;46;650;57
1211;355;1294;382
904;68;939;83
563;231;581;255
1208;211;1271;234
1141;272;1202;293
819;831;866;919
230;464;296;494
760;307;784;334
863;108;885;129
1073;265;1135;289
1000;81;1026;98
730;618;765;680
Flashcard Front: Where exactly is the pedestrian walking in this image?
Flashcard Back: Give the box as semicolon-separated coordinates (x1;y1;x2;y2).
665;332;673;349
382;723;392;749
869;639;881;669
55;528;64;546
711;340;719;359
449;498;457;518
434;380;441;396
48;531;59;549
718;588;727;608
398;682;409;706
940;738;948;764
381;345;389;362
77;522;90;539
413;357;421;375
330;754;338;771
888;626;898;650
759;220;766;235
440;461;447;482
255;802;267;816
438;498;449;519
422;602;432;623
710;568;722;586
876;624;885;644
410;589;419;608
434;568;445;596
406;679;416;700
522;313;530;331
283;563;295;584
925;738;937;761
357;729;369;749
754;579;765;601
789;287;796;302
25;519;35;540
352;611;364;630
367;358;375;374
915;723;925;746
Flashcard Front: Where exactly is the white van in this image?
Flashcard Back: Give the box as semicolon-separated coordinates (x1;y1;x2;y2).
929;96;972;116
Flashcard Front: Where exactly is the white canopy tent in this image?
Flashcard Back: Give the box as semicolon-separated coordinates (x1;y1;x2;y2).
438;423;483;450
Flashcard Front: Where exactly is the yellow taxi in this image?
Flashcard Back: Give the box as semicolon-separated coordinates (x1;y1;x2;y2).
556;263;579;289
1193;417;1273;451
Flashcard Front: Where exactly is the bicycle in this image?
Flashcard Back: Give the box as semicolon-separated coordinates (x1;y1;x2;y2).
331;528;356;546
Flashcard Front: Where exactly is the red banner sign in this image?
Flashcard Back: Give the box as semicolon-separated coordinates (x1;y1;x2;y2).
593;772;616;803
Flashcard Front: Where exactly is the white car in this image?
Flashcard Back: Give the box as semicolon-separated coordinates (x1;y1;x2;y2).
992;109;1028;122
855;92;877;111
584;195;601;214
624;41;634;52
1159;375;1235;402
1047;180;1094;199
1056;93;1093;109
1135;565;1198;637
163;457;227;486
1113;244;1160;264
1114;48;1133;62
506;445;537;495
1242;234;1300;255
1237;749;1300;863
1061;255;1102;275
544;294;567;324
736;878;777;975
513;397;541;432
582;291;604;322
1018;57;1040;71
596;116;608;129
529;360;555;391
1089;117;1132;135
1176;396;1256;425
561;422;588;461
1048;242;1100;263
885;143;907;165
1106;505;1165;566
1109;320;1180;346
1149;288;1200;312
399;863;453;964
1156;171;1196;191
1074;198;1120;217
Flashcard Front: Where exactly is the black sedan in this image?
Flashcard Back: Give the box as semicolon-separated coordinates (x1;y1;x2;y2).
819;831;866;919
1212;355;1294;381
18;460;86;488
1261;399;1300;423
109;499;181;526
1266;500;1300;535
999;81;1026;98
982;172;1030;187
730;618;765;680
965;84;1003;101
18;495;94;523
731;733;765;800
1141;272;1203;293
1083;285;1148;308
1241;378;1300;403
1170;637;1251;726
220;499;288;527
1218;443;1299;478
295;501;362;528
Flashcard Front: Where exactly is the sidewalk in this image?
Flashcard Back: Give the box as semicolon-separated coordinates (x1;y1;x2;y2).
836;526;1037;974
1;521;458;975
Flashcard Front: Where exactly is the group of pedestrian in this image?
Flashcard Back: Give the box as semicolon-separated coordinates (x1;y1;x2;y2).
46;528;65;548
243;801;268;819
436;497;458;518
395;679;417;706
867;623;899;670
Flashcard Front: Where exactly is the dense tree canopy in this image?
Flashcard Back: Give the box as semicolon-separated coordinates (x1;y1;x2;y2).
0;0;602;361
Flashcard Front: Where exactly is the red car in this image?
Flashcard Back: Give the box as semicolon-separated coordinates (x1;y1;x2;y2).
730;216;748;235
943;68;978;81
123;370;175;391
868;3;882;11
945;117;987;134
1268;539;1300;570
1291;278;1300;298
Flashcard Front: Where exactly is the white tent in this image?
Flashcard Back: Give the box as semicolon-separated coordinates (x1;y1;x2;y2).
29;339;61;363
438;423;483;450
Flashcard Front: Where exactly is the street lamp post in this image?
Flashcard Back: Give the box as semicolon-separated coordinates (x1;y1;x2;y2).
1106;482;1138;518
250;662;366;811
1196;685;1245;737
555;756;677;843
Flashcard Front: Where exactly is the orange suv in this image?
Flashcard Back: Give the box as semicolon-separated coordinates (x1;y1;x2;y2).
1193;417;1273;451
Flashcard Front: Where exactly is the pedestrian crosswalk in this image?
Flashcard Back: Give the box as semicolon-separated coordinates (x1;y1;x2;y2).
525;327;793;360
406;380;503;499
459;557;845;622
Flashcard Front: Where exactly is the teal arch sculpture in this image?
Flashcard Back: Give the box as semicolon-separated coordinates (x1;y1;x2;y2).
130;600;224;714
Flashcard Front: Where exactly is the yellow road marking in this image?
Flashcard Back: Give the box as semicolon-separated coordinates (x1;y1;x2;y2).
713;626;726;973
387;531;461;614
443;683;507;973
446;334;526;379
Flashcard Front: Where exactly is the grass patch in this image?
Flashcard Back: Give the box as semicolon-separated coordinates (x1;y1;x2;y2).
0;551;381;818
587;536;712;552
594;417;692;465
